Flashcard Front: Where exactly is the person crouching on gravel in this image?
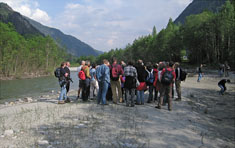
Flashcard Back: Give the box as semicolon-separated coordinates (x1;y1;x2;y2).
218;79;230;95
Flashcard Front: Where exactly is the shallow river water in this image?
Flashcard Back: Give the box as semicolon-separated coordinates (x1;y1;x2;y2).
0;71;79;103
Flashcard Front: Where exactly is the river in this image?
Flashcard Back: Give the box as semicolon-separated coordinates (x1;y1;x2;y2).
0;71;79;103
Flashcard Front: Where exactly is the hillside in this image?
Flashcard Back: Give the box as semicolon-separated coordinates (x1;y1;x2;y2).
0;3;102;57
0;3;43;36
26;17;102;57
174;0;227;24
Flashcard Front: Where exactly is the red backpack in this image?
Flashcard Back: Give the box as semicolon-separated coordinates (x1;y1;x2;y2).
78;70;86;80
110;64;119;81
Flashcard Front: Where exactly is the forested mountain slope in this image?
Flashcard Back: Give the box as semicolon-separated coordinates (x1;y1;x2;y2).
0;3;43;36
0;3;102;57
26;18;102;57
174;0;227;24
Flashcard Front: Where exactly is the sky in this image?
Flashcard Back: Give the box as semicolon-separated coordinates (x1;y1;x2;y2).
0;0;193;52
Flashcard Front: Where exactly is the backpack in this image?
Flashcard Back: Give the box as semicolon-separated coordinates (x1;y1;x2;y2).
180;70;187;81
146;69;154;84
78;70;86;80
110;65;119;81
54;67;61;78
161;68;174;85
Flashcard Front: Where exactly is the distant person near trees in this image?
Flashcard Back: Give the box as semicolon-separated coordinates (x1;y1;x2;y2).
224;61;230;77
123;61;138;107
197;64;203;82
110;57;124;104
96;59;110;105
77;60;85;100
218;79;230;95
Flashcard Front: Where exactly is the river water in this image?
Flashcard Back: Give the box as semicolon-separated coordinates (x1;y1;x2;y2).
0;71;79;103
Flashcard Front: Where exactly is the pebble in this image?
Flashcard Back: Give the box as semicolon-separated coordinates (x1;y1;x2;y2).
51;90;55;93
38;140;49;145
17;99;24;103
24;97;33;102
74;124;87;128
4;129;14;136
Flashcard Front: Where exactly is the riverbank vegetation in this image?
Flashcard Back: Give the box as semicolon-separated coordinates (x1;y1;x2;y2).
0;22;67;79
76;1;234;69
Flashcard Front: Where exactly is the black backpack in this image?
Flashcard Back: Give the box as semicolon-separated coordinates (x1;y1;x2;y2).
54;67;61;78
180;70;187;81
161;69;174;85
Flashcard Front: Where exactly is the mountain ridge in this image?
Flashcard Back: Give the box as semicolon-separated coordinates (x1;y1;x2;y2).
0;2;103;57
174;0;227;24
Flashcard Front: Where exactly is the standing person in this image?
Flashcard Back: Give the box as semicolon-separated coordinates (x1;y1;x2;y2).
96;59;110;105
174;62;182;101
218;79;230;95
81;60;91;101
120;75;125;101
90;63;98;99
77;61;85;100
156;61;176;111
64;62;71;102
110;57;124;104
197;64;203;82
58;62;68;104
136;60;148;105
146;62;154;103
224;61;230;77
153;63;159;102
124;61;138;107
218;63;224;77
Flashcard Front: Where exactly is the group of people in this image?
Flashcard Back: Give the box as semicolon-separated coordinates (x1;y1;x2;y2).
56;58;232;109
72;58;187;111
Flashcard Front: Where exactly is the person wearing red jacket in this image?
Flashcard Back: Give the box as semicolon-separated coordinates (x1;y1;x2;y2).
156;61;176;111
153;63;159;102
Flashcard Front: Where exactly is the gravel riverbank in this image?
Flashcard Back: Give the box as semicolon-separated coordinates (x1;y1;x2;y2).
0;75;234;148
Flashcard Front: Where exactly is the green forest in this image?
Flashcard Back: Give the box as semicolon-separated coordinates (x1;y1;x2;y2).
0;22;67;78
78;1;234;68
0;1;234;79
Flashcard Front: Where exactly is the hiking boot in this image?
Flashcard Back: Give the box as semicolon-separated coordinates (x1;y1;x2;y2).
147;100;151;103
65;98;71;103
155;106;161;109
76;96;79;100
168;108;172;111
58;100;65;104
175;98;181;101
131;104;135;107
